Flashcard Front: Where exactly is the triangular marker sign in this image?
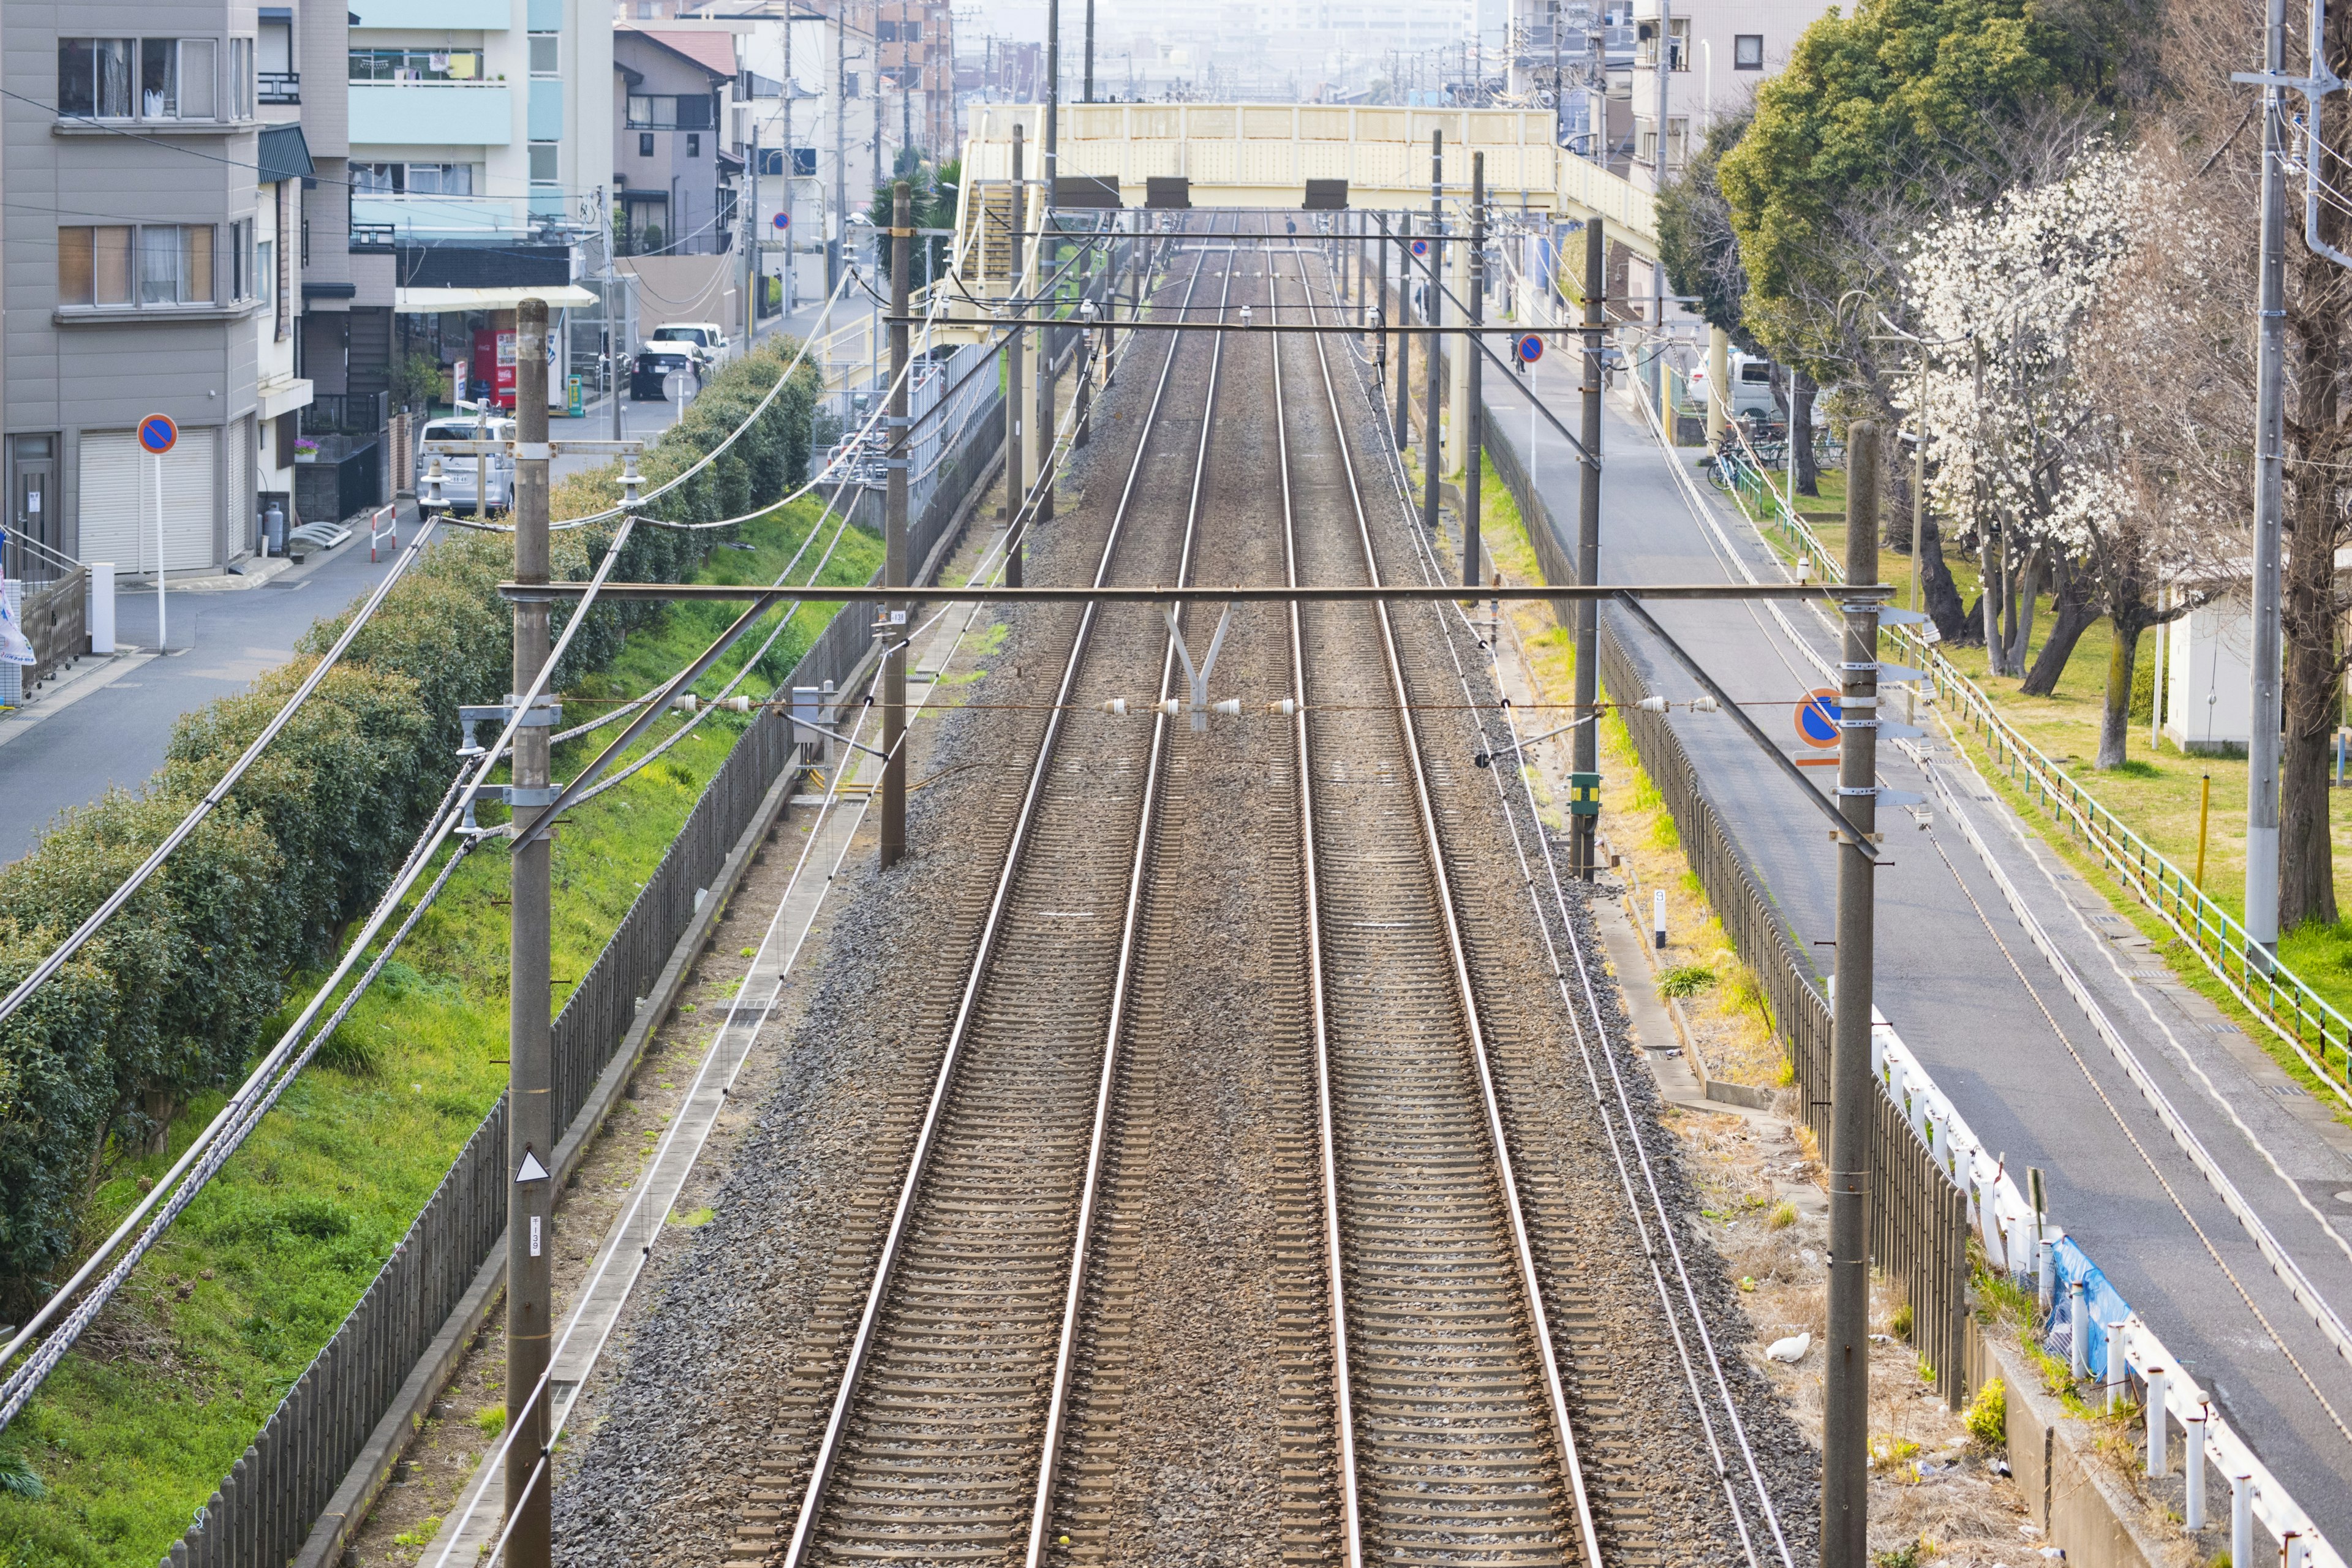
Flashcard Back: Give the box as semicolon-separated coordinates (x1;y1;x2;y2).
516;1150;550;1184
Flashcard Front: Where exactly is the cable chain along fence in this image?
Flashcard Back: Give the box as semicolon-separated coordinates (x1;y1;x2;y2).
151;599;883;1568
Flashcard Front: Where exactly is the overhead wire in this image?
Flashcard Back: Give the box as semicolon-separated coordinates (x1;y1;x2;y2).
0;513;643;1428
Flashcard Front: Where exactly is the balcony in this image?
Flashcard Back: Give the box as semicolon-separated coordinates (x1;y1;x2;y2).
349;81;513;146
350;192;530;242
260;71;300;104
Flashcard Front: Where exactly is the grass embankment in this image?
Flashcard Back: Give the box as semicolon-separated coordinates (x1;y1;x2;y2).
1729;464;2352;1101
1419;450;1792;1091
0;499;881;1567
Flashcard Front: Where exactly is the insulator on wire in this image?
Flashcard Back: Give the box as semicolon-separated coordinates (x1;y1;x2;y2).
1268;697;1298;717
718;695;752;714
1160;697;1182;718
1690;695;1720;713
673;693;699;714
1637;696;1668;714
1102;697;1131;716
1211;698;1242;717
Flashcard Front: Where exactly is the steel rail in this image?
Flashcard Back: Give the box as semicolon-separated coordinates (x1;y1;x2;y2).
778;219;1230;1568
1305;239;1799;1567
1296;254;1608;1568
1270;257;1369;1568
1019;222;1238;1568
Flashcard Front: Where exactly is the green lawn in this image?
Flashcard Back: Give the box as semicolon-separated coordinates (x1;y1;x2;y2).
0;498;880;1567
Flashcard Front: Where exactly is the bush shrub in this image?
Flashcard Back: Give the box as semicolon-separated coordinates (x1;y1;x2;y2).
0;337;823;1304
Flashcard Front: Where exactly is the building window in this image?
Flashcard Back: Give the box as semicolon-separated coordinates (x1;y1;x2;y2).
59;224;219;307
626;93;713;130
1635;17;1687;70
62;38;224;120
792;146;817;176
58;39;134;118
257;238;275;311
230;37;255;116
529;34;560;75
230;219;251;298
877;20;897;41
901;20;921;42
1734;32;1763;69
352;162;476;194
349;48;486;81
529;144;559;183
757;147;785;175
639;132;655;157
686;132;700;157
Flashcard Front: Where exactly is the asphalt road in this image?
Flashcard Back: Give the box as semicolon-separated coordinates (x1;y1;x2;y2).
1477;353;2352;1547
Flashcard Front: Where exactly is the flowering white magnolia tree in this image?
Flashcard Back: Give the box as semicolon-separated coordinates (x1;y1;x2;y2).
1906;145;2235;766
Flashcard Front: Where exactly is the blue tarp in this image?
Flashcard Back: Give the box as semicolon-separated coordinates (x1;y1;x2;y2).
2041;1234;2132;1382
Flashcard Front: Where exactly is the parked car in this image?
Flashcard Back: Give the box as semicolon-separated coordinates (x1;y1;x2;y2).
646;322;727;366
631;345;700;401
1686;352;1784;421
417;413;516;515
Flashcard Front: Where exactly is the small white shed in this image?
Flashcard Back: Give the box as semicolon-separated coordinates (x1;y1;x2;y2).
2156;579;2253;754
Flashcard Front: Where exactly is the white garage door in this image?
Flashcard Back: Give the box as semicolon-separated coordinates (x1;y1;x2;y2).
80;427;218;575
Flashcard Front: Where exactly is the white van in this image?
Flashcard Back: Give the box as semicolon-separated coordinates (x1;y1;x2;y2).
646;322;728;367
1687;352;1784;422
417;414;516;516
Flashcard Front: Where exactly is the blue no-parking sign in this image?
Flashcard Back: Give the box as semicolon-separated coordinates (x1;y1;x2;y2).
1515;334;1544;365
1411;238;1430;257
137;413;178;455
1795;688;1841;748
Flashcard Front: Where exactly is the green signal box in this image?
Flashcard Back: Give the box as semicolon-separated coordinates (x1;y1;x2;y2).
1567;771;1602;818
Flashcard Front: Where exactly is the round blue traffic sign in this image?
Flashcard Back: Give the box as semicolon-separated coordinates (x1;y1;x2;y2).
772;210;791;230
137;413;178;455
1516;333;1544;364
1411;238;1430;257
1796;688;1841;748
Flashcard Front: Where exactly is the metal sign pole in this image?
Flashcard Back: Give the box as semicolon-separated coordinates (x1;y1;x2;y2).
152;453;165;650
883;184;912;870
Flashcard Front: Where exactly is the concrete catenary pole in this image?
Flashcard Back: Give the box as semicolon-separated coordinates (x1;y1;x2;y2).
883;183;912;869
1422;130;1444;535
1650;0;1672;412
1464;153;1485;587
1037;0;1060;527
1823;420;1884;1568
2247;0;2288;963
1572;219;1605;881
505;296;556;1568
1006;125;1027;589
1393;214;1413;450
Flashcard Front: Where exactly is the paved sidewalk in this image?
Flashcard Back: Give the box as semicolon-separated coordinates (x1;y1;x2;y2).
1469;352;2352;1546
0;510;421;864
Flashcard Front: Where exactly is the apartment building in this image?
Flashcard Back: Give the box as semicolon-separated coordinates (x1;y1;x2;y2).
614;24;739;254
6;3;280;579
876;2;955;156
347;0;614;247
1627;0;1829;189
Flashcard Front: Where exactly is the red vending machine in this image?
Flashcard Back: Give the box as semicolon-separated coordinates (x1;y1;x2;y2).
470;326;518;409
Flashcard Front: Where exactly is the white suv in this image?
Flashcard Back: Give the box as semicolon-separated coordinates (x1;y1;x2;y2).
646;322;728;367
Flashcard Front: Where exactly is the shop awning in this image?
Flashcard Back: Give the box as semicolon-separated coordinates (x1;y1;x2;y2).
393;285;601;314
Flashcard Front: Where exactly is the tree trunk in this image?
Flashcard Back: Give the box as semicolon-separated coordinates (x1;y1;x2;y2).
1793;371;1819;498
2280;466;2342;927
1918;512;1970;642
2019;563;2095;696
2004;547;2041;676
1958;594;1986;646
2097;621;2138;769
1981;531;2007;674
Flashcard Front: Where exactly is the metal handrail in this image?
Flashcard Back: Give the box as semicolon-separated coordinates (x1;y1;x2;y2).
1704;441;2352;1108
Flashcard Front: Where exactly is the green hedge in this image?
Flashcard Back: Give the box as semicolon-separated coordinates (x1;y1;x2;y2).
0;341;821;1303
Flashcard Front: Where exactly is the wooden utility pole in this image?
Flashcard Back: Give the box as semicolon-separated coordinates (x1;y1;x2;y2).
1464;152;1484;587
1823;421;1885;1568
1006;124;1026;588
883;183;911;868
505;295;556;1568
1571;219;1604;881
1421;130;1442;534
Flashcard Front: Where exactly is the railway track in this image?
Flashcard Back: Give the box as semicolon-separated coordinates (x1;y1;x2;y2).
729;219;1248;1566
720;224;1797;1568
